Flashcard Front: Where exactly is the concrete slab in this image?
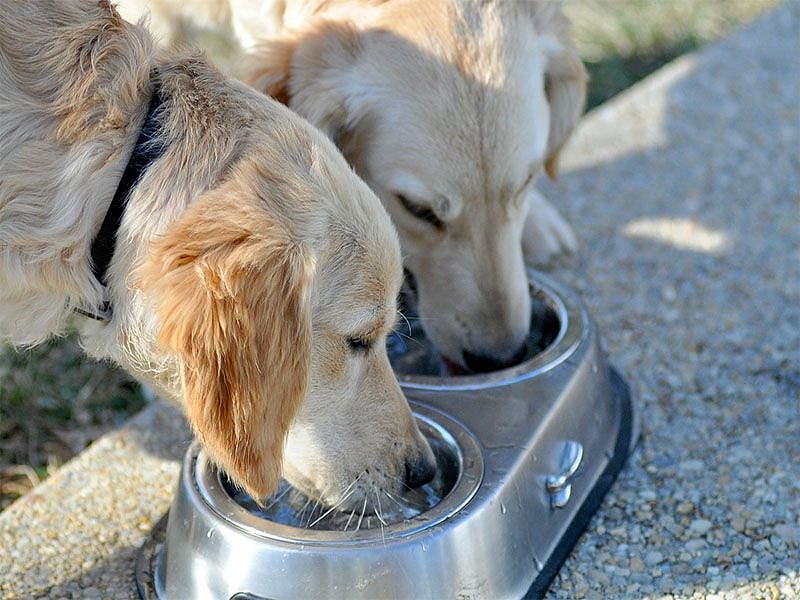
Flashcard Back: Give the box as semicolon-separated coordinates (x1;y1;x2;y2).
0;402;190;599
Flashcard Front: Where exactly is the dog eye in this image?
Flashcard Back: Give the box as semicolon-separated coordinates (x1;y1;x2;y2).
347;336;373;352
395;194;444;230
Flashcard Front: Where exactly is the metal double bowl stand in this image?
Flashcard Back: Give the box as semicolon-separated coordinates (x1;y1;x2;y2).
137;272;638;599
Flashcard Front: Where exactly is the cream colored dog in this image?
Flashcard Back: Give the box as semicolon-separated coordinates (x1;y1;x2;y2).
119;0;587;373
0;0;435;509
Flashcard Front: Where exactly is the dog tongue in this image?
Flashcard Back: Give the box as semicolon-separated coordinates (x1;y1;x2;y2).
441;355;470;377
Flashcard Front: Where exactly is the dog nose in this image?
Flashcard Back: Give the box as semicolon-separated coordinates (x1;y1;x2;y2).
462;343;528;373
404;454;436;489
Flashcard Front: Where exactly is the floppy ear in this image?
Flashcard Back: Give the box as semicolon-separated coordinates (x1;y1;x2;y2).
244;33;297;105
543;40;587;179
139;194;315;499
244;20;361;140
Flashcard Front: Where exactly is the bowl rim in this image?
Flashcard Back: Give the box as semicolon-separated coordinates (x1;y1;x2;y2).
396;271;590;392
192;404;484;546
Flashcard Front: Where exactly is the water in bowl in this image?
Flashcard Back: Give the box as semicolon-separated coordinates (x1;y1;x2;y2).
388;284;561;377
223;421;460;532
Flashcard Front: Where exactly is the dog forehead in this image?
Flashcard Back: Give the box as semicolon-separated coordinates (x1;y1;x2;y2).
361;20;551;204
243;100;401;227
312;206;402;308
313;242;400;330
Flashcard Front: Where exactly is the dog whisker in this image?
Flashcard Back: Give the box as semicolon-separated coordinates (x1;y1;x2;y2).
373;487;388;527
390;329;415;342
303;471;367;528
396;308;413;338
295;495;314;524
304;487;327;527
399;313;446;321
263;482;292;511
307;486;357;528
373;487;387;545
381;471;418;494
383;489;425;511
343;508;356;532
355;496;368;532
383;489;405;509
337;471;366;499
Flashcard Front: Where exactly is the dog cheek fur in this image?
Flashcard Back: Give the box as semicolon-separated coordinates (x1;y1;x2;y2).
138;191;316;499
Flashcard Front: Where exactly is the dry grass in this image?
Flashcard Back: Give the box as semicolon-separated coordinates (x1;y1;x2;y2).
0;0;783;511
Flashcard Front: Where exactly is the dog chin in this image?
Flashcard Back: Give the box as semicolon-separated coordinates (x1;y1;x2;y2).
280;464;326;502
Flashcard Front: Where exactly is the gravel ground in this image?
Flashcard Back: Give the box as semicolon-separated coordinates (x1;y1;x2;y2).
0;5;798;599
543;4;800;598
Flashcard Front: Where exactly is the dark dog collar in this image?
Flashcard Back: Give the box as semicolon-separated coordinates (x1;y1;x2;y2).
77;78;166;322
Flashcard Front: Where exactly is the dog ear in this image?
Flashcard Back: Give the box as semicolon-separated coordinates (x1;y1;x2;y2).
244;19;361;140
543;38;587;179
243;33;298;106
139;193;315;499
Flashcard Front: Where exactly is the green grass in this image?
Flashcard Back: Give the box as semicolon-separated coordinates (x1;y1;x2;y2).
565;0;783;108
0;335;145;509
0;0;783;510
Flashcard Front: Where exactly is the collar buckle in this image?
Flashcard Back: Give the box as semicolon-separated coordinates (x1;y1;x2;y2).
73;302;113;323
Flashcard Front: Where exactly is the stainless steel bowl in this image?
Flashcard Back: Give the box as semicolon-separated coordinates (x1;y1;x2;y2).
137;272;636;599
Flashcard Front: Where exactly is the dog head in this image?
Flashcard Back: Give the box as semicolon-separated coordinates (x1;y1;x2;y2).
246;1;586;371
140;91;434;508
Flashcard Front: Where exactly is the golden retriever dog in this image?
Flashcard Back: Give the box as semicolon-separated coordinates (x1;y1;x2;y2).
0;0;435;509
118;0;587;373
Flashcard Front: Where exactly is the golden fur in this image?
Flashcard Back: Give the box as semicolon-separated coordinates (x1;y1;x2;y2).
0;0;433;504
138;189;314;497
119;0;588;370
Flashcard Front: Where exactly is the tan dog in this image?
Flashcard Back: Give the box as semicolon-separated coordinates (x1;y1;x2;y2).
0;0;434;510
119;0;587;372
